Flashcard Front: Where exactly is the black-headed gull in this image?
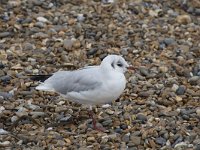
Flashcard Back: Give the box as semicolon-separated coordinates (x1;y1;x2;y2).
35;55;133;131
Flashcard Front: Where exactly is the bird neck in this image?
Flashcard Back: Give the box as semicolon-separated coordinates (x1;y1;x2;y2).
100;60;113;72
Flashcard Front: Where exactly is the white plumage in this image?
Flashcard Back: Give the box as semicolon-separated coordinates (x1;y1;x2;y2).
36;55;129;105
36;55;133;131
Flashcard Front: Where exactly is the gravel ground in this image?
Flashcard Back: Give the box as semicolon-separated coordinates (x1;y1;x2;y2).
0;0;200;149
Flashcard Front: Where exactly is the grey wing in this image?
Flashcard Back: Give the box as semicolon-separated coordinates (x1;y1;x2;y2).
77;65;98;70
42;70;102;95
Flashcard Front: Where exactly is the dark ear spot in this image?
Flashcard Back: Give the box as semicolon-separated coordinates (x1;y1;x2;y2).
117;61;123;67
111;61;115;69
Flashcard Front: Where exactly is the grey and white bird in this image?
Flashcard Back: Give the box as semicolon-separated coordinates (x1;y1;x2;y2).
35;55;133;131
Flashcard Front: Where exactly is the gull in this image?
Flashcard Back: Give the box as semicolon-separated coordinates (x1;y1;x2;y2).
35;55;133;131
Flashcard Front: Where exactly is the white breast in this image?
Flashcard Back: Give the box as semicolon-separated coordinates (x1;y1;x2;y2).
101;73;126;102
65;72;126;105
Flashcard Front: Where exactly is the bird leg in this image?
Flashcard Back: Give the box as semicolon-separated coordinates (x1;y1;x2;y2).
88;110;97;128
87;107;105;132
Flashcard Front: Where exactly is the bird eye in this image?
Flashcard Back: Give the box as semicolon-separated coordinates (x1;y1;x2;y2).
117;62;123;67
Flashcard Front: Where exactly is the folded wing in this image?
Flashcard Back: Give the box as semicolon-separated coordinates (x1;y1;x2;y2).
36;69;102;95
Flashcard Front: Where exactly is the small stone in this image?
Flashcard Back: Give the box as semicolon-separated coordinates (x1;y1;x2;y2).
63;39;73;51
132;49;140;54
57;140;66;146
72;39;81;48
175;95;183;102
182;115;189;120
138;90;154;97
149;139;156;149
37;16;49;23
15;112;28;117
68;18;76;25
130;76;138;85
120;124;128;130
155;137;166;146
0;129;9;135
179;45;190;53
122;133;130;142
48;3;54;8
196;108;200;116
188;76;200;85
11;116;18;122
1;13;9;21
102;0;114;4
21;17;32;24
32;32;48;39
174;142;188;149
0;92;12;99
59;114;72;122
78;122;87;130
35;22;45;28
105;109;114;115
8;0;21;7
28;58;36;62
132;131;141;136
130;135;141;145
136;114;147;123
121;48;129;56
27;103;40;110
0;106;5;113
18;91;33;96
0;75;11;83
149;9;159;17
102;104;111;108
0;63;5;69
181;110;190;117
23;43;35;51
57;101;65;105
0;141;10;147
176;85;186;95
32;69;39;74
102;134;117;143
177;15;192;24
163;132;169;139
87;48;98;56
47;127;53;131
102;119;113;126
195;144;200;150
0;32;12;38
193;139;200;147
11;64;23;70
159;66;168;73
172;84;179;92
77;14;86;22
64;138;72;146
167;9;178;17
29;112;45;117
163;38;176;46
195;9;200;15
114;128;122;133
48;28;57;35
87;137;95;142
139;67;149;76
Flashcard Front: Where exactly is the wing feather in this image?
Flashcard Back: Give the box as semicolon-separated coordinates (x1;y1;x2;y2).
36;68;102;95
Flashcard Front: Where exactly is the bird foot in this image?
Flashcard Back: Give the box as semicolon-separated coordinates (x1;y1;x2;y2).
88;110;106;132
92;123;106;132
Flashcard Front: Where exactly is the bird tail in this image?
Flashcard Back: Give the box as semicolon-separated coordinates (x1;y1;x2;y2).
28;74;52;82
29;74;55;92
35;83;55;92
